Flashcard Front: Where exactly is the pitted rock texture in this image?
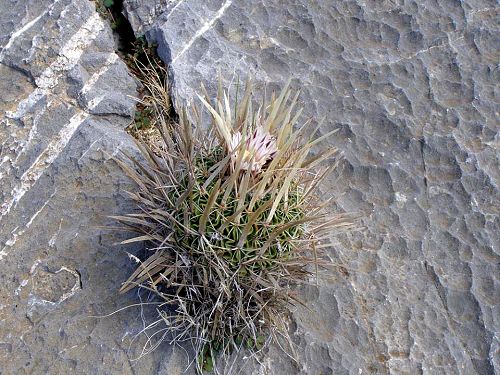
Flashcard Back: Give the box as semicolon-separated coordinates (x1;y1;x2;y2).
124;0;500;374
0;0;188;373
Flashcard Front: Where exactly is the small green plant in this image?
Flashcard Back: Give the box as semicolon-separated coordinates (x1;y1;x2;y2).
133;108;152;129
114;75;353;373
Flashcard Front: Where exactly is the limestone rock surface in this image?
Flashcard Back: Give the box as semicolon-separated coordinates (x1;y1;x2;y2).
0;0;188;373
124;0;500;374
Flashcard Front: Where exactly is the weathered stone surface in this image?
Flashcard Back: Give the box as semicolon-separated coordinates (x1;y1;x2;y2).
0;0;191;373
124;0;499;374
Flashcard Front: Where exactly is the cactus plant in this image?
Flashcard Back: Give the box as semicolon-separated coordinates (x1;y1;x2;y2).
113;72;353;373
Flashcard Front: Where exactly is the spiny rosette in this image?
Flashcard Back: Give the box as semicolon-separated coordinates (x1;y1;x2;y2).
114;77;352;374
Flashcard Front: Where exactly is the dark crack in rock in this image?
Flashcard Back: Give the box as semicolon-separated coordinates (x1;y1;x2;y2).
124;0;500;374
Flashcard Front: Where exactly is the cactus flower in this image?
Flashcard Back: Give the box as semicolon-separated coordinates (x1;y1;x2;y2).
230;127;277;172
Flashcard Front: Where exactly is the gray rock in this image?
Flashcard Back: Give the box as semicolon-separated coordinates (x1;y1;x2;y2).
124;0;499;374
0;0;189;373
